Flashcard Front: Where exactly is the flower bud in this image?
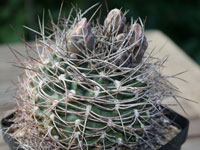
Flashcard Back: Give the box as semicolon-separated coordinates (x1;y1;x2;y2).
67;18;95;54
133;36;148;64
104;9;126;34
116;33;125;41
129;23;148;66
132;23;143;42
115;51;134;68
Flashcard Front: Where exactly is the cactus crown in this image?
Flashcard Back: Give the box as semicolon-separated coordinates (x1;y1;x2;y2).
6;5;179;150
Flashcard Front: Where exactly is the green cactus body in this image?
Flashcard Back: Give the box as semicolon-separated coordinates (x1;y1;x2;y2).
7;5;179;150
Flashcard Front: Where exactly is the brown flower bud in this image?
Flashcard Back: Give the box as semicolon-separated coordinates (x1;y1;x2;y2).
104;9;126;34
67;18;95;54
114;23;148;68
129;23;143;44
129;23;148;66
116;33;125;41
115;51;134;68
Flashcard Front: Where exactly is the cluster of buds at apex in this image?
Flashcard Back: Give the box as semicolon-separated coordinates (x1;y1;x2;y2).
66;18;95;54
104;8;126;35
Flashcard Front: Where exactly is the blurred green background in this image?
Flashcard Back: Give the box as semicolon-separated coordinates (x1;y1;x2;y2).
0;0;200;64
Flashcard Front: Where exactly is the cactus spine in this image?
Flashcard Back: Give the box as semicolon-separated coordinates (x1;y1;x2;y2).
5;6;179;150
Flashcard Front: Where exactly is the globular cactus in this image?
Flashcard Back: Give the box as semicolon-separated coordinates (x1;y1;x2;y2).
5;6;179;150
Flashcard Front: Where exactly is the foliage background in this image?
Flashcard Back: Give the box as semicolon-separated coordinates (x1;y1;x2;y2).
0;0;200;64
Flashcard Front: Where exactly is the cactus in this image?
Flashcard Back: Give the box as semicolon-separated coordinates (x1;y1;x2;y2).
5;6;180;150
